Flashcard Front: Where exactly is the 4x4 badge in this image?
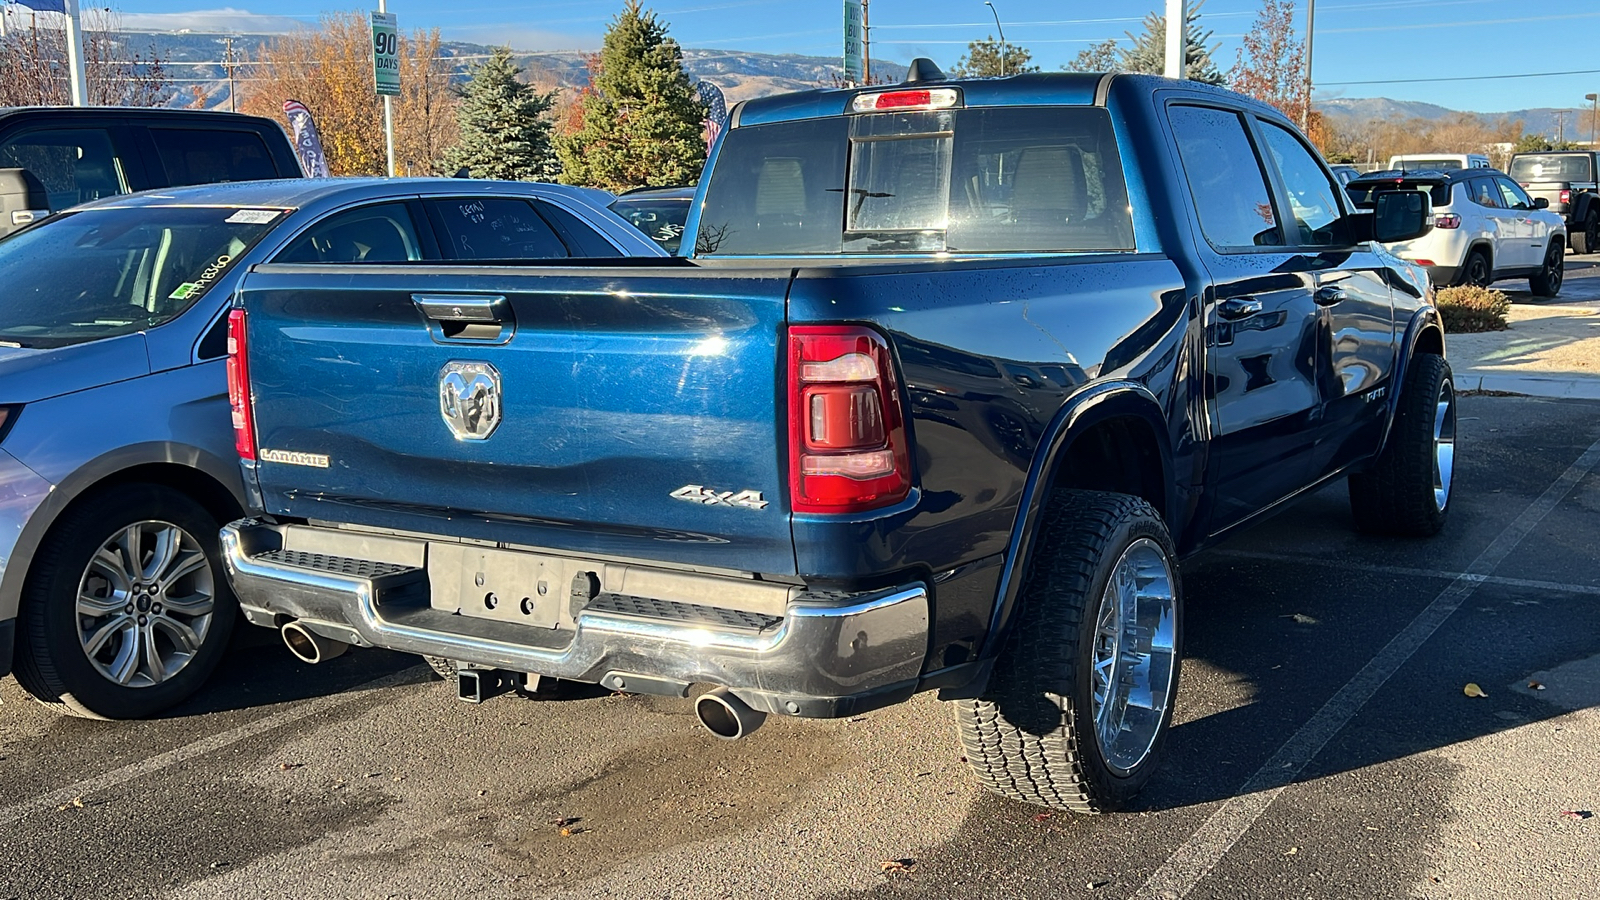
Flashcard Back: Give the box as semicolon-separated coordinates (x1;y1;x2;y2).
671;484;768;510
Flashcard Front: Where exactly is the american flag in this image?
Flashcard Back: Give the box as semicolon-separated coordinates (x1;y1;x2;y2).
695;81;728;151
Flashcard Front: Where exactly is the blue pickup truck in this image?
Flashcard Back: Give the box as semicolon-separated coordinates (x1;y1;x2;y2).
219;65;1450;812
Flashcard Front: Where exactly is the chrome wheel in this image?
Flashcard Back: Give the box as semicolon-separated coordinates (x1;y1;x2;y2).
75;521;215;688
1433;378;1456;512
1090;537;1178;776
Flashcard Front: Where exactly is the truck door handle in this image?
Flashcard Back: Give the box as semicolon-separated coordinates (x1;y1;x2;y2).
1217;297;1263;320
1314;286;1348;306
412;294;515;344
413;294;507;323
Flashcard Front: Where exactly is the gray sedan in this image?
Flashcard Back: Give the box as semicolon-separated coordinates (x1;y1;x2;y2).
0;177;664;719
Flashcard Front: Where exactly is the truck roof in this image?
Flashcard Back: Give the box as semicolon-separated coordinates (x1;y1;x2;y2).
730;69;1276;129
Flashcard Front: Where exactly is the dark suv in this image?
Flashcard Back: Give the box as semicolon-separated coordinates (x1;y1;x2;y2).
0;107;301;238
1507;151;1600;254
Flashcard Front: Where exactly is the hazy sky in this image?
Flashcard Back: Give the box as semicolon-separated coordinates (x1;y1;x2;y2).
21;0;1600;113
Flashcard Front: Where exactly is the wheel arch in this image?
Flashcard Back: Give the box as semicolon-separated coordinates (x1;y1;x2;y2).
959;382;1176;691
0;444;245;622
1374;307;1447;459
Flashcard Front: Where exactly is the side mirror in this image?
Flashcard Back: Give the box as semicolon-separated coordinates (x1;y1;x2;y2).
0;168;51;239
1369;190;1433;243
1532;196;1550;209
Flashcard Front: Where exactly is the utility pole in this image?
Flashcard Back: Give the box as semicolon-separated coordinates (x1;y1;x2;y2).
63;0;89;106
862;0;871;84
984;1;1007;77
1587;93;1598;148
1557;111;1566;144
1164;0;1185;79
224;37;237;112
1302;0;1316;131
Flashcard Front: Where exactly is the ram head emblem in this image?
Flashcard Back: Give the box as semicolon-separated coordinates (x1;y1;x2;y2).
439;361;502;441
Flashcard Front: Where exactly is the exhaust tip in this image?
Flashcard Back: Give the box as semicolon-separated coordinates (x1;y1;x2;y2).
281;621;348;664
694;688;766;740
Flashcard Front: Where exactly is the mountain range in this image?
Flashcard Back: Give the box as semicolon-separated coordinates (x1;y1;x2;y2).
84;30;1588;140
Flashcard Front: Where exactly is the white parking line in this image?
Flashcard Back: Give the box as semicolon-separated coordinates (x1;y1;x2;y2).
1209;549;1600;597
0;666;424;830
1134;436;1600;900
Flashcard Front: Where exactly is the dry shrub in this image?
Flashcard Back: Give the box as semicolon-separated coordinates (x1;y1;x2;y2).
1434;285;1510;333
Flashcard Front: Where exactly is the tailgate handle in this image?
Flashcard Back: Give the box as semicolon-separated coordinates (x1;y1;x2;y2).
412;294;515;344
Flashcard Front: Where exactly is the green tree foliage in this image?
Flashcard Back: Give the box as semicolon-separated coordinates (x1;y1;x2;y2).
1513;133;1584;153
950;36;1040;77
442;47;560;181
557;1;706;192
1065;38;1121;73
1120;0;1225;84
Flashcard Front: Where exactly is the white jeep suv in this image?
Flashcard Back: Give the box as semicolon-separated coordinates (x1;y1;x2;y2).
1345;168;1567;295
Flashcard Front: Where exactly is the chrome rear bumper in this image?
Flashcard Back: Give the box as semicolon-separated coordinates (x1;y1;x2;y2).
220;519;931;718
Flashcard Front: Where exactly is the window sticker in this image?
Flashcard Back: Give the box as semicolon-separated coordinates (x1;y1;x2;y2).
226;208;282;224
169;282;201;300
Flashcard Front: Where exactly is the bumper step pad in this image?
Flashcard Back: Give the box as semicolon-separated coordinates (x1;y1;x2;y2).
253;549;419;580
584;593;783;633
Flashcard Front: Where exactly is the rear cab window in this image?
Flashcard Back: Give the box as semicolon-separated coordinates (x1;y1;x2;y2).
1508;154;1594;183
150;128;281;186
695;104;1134;256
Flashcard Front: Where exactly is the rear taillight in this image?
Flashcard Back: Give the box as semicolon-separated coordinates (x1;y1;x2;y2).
1433;214;1461;229
226;308;256;461
1560;189;1572;205
787;325;911;513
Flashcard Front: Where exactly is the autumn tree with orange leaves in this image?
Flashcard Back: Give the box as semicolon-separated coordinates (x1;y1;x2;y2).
1229;0;1308;126
239;12;457;176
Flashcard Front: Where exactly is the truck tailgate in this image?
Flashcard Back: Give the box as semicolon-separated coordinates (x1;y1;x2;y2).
237;263;798;575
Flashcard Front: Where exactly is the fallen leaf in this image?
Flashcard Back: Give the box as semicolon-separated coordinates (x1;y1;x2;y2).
1529;681;1546;691
278;762;304;772
1285;847;1298;856
558;825;584;837
478;790;488;796
1463;683;1487;698
1032;812;1053;823
56;796;85;811
1087;880;1111;890
1559;810;1593;820
1282;613;1318;625
880;859;916;874
549;816;578;827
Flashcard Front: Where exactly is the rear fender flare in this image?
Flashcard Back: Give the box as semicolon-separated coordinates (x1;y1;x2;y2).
1573;193;1598;224
979;381;1174;664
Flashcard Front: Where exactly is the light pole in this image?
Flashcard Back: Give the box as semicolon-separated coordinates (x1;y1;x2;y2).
1302;0;1316;130
984;1;1007;77
1587;93;1598;148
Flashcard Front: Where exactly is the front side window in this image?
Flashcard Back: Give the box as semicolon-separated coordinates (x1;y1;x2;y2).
1495;177;1533;210
1256;120;1343;245
150;129;280;186
274;203;421;264
0;128;128;210
1169;105;1281;249
426;198;569;260
695;106;1134;255
0;206;279;348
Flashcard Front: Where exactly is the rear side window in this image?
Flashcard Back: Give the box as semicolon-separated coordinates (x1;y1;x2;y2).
534;199;625;257
0;128;128;210
1168;105;1280;249
151;129;280;186
426;198;570;260
1467;178;1501;209
274;203;422;263
695;106;1134;255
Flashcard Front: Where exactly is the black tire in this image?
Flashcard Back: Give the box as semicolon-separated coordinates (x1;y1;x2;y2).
1531;240;1564;297
13;484;238;719
1348;354;1456;537
1572;212;1597;256
952;491;1181;813
1460;248;1492;287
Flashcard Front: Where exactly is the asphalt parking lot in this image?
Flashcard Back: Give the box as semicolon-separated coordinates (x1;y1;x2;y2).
3;394;1598;900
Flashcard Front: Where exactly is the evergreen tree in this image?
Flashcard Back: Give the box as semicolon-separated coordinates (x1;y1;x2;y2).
1065;38;1121;73
442;47;560;181
557;1;706;192
950;36;1040;78
1119;1;1225;85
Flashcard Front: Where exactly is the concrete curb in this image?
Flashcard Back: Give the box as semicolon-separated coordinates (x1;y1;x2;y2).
1458;372;1600;400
